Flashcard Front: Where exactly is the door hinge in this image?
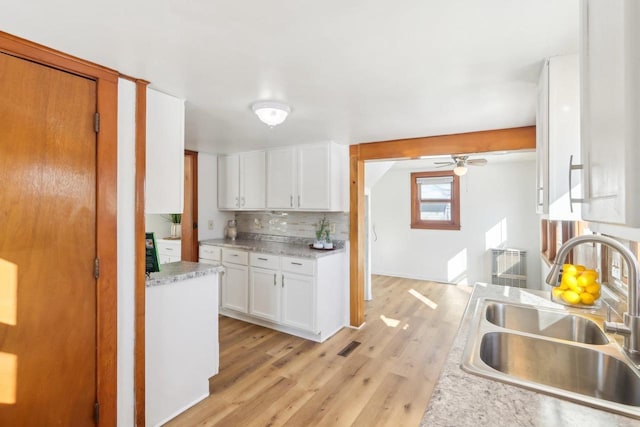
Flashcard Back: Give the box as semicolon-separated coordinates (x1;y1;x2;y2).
94;112;100;133
94;258;100;279
94;401;100;424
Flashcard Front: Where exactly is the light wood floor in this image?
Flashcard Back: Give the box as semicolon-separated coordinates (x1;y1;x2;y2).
165;275;472;427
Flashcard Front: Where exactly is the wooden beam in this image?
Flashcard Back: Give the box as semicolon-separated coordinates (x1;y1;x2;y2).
349;145;365;326
348;126;536;327
358;126;535;160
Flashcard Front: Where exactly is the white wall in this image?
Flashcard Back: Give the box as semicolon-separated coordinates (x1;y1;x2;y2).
198;153;233;240
370;160;541;287
117;78;136;426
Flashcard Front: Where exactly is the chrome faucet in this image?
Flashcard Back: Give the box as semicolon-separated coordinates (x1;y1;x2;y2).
545;234;640;356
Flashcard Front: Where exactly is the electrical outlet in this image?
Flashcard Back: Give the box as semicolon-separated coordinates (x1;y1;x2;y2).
329;223;336;234
208;220;214;230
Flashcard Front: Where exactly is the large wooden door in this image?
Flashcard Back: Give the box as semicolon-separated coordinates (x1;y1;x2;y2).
0;52;98;425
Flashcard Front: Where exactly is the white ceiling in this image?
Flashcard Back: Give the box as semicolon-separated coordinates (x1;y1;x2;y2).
2;1;578;154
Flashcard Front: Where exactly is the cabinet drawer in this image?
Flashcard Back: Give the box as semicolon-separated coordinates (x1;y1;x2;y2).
222;248;249;265
250;252;280;270
157;240;181;256
281;256;315;275
199;245;221;261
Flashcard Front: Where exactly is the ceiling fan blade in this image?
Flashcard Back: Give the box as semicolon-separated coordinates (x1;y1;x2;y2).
435;163;454;168
433;161;454;165
467;159;488;166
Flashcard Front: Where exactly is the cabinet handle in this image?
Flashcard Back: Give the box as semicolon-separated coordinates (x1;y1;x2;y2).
297;195;301;207
568;154;584;213
241;196;245;207
235;196;239;207
536;187;544;208
290;195;293;208
165;247;173;251
291;262;303;266
258;257;268;261
282;275;284;288
230;254;239;257
273;273;276;286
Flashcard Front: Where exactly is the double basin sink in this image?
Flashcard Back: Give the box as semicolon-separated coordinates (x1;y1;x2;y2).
462;297;640;418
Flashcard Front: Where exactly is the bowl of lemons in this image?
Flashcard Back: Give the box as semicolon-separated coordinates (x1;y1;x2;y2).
551;263;601;308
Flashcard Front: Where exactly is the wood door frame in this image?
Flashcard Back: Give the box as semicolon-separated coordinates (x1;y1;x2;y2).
0;31;119;425
183;150;199;262
349;126;536;326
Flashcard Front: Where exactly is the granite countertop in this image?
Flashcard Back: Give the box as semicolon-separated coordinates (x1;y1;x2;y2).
146;261;224;287
420;283;638;427
200;237;346;259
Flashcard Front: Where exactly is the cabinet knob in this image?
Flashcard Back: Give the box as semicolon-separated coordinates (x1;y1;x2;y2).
290;195;293;208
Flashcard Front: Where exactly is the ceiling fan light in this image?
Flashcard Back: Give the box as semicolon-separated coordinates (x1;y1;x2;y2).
251;101;291;127
453;165;468;176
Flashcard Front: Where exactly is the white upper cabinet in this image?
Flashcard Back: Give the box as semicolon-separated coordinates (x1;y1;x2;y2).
266;147;296;209
580;0;640;226
145;88;185;214
266;142;348;211
535;54;581;220
218;151;266;210
241;151;266;209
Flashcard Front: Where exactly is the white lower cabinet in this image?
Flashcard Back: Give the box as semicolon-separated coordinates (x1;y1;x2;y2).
219;248;346;342
281;271;315;332
156;239;181;264
249;266;280;322
220;248;249;313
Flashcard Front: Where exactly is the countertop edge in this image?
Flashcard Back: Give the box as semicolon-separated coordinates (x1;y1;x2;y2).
146;261;224;287
199;238;347;259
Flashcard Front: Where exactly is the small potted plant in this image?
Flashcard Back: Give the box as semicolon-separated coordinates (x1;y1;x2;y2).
314;217;328;248
167;213;182;239
323;228;333;249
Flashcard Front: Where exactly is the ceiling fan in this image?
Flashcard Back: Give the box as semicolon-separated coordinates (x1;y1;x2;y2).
434;155;488;176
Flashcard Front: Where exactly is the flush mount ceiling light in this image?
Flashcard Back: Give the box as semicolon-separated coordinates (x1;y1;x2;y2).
251;101;291;127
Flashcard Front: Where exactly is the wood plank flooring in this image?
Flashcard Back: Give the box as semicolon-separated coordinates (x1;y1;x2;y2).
165;275;472;427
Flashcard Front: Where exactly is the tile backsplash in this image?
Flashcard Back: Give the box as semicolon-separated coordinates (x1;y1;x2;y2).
235;211;349;240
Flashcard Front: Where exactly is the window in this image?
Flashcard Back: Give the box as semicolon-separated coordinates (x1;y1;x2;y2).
411;171;460;230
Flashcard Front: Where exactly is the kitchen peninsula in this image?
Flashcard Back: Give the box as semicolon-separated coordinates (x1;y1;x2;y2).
145;261;224;427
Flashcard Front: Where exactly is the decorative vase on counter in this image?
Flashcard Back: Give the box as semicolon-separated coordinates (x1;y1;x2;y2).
225;219;237;240
170;222;181;239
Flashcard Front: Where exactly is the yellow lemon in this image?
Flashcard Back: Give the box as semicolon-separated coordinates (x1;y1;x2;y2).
563;264;579;276
575;265;586;272
582;269;599;279
559;281;570;290
562;275;578;289
580;292;595;305
585;282;601;295
562;290;581;305
552;287;564;299
577;274;596;288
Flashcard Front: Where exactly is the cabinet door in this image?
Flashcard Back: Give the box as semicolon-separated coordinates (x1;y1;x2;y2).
241;151;266;209
581;0;630;224
535;59;549;215
145;88;185;214
266;147;296;209
544;54;581;220
249;267;280;322
281;272;315;332
218;154;240;209
297;144;331;210
221;263;248;313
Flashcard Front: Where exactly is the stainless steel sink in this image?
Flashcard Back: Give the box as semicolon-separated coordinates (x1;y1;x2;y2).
485;301;609;344
480;332;640;407
462;297;640;419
